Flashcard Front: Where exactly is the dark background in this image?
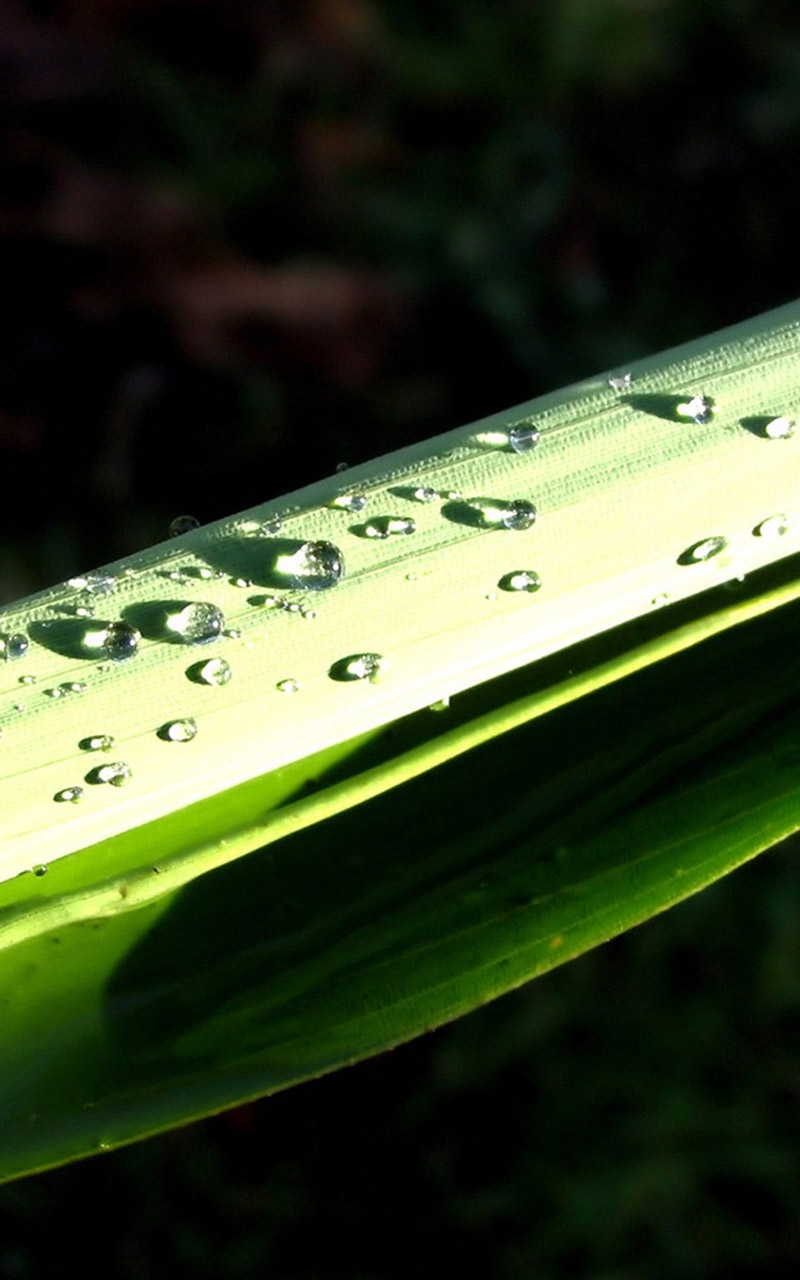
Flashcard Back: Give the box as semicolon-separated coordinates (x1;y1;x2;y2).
1;1;800;1275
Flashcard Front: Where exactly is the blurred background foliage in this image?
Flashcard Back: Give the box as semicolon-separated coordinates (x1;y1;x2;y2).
1;0;800;1274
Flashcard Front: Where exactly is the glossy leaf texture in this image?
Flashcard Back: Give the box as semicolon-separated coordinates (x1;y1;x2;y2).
2;563;800;1183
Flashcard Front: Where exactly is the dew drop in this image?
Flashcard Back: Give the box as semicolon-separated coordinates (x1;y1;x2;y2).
32;864;48;877
329;653;385;682
0;631;29;661
258;518;283;537
678;394;714;424
679;535;727;564
498;569;542;593
186;656;232;686
508;424;541;454
273;540;345;590
331;493;368;513
233;578;253;588
362;516;417;539
85;761;132;786
651;593;669;608
165;602;225;644
335;461;350;473
411;485;438;503
765;416;796;439
500;499;537;531
44;687;65;698
79;734;115;752
157;717;198;743
608;372;632;391
754;514;790;539
429;696;450;712
54;786;84;804
81;620;141;661
276;678;301;694
69;573;117;596
169;514;201;537
19;674;37;685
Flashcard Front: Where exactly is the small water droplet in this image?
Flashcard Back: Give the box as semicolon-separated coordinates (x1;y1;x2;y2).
677;394;714;424
335;461;350;473
19;674;37;685
54;785;84;804
165;602;225;644
651;593;669;608
258;518;283;537
331;493;368;512
157;717;198;742
273;540;345;590
500;499;537;531
429;696;450;712
508;424;541;453
233;577;253;588
362;516;417;539
754;513;790;539
608;372;633;391
61;681;87;694
69;573;117;596
765;416;796;439
405;572;419;581
44;687;64;698
411;485;438;503
32;863;48;877
498;569;542;593
224;627;242;638
169;514;201;537
82;620;141;661
679;535;727;564
276;678;301;694
0;631;30;660
79;734;115;752
186;656;232;686
300;607;316;619
85;761;132;786
329;653;385;682
444;490;463;501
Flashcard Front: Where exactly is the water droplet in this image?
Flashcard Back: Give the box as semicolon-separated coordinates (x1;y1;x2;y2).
500;500;537;531
331;493;368;512
81;620;141;661
651;593;669;608
362;516;417;539
186;656;232;686
32;864;48;877
754;514;790;539
498;569;542;593
508;424;541;453
411;486;438;503
258;518;283;537
765;416;796;439
0;631;29;660
69;573;117;596
44;687;64;698
273;541;345;590
444;490;463;501
85;761;132;786
165;602;225;644
169;514;200;537
679;535;727;564
233;577;253;588
157;717;198;742
79;734;115;752
429;696;450;712
276;678;301;694
60;681;87;694
329;653;385;682
335;461;350;473
677;394;714;424
608;372;632;391
19;674;37;685
54;784;84;803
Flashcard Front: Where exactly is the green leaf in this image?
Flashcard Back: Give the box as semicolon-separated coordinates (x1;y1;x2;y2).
3;299;800;1180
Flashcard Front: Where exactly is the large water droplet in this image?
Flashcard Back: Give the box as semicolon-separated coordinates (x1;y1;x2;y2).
0;631;29;660
79;734;115;752
82;620;141;661
329;653;385;682
362;516;417;539
498;569;542;593
169;514;201;537
677;394;714;424
54;786;84;804
273;541;345;590
679;535;727;564
187;656;232;686
508;424;541;454
765;416;796;439
500;500;537;531
165;602;225;644
754;514;790;539
158;717;198;742
86;761;132;786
